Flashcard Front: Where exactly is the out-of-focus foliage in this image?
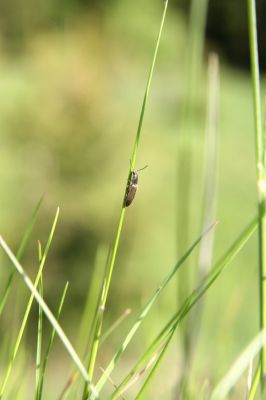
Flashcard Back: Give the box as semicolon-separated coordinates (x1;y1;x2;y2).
0;0;113;52
178;0;266;69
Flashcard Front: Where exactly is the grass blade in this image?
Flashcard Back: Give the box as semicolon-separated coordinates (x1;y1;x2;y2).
35;241;44;400
83;2;169;397
110;217;257;399
248;363;260;400
0;196;43;316
100;308;132;345
247;0;266;385
94;222;216;395
37;281;69;400
58;246;110;400
211;330;266;400
0;207;59;397
0;235;99;400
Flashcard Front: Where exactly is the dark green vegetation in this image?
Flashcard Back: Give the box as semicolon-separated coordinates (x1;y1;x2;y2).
0;0;264;398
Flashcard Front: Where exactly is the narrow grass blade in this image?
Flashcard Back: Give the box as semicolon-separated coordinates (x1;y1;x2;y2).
182;53;220;384
0;207;59;397
58;246;110;400
77;245;108;352
94;222;216;395
248;363;260;400
247;0;266;382
110;218;257;399
100;308;132;344
211;330;266;400
0;236;99;400
0;196;43;316
134;328;175;400
37;281;69;400
35;241;44;400
83;2;169;397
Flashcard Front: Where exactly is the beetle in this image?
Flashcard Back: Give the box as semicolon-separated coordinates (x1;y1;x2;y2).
124;165;148;207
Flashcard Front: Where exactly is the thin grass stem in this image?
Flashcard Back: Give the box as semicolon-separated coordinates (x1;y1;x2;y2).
37;282;69;400
35;241;44;400
0;196;43;316
247;0;266;384
82;2;169;397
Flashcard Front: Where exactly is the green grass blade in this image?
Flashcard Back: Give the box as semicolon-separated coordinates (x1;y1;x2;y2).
110;218;257;399
129;0;168;170
182;53;220;388
0;207;59;397
100;308;132;345
0;196;43;316
248;363;260;400
94;222;216;395
83;2;169;397
78;245;108;353
35;241;44;400
0;235;99;400
37;281;69;400
134;328;175;400
211;331;266;400
57;246;110;400
247;0;266;383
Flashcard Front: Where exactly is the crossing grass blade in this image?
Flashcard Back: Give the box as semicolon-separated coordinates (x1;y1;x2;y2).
36;281;69;400
211;330;266;400
109;217;257;399
35;241;44;400
0;207;59;398
0;196;43;317
93;222;216;396
0;233;99;400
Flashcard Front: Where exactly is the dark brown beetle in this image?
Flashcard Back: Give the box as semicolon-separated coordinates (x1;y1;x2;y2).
124;166;148;207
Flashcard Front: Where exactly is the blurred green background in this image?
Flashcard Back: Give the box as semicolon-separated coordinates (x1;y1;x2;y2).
0;0;263;398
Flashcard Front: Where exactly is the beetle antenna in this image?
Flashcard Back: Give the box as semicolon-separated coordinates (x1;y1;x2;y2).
137;165;148;172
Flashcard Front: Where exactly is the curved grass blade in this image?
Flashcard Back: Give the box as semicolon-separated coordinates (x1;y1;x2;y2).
110;217;257;399
94;222;217;396
0;207;59;398
0;235;99;400
0;196;43;316
83;2;169;397
36;281;69;400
